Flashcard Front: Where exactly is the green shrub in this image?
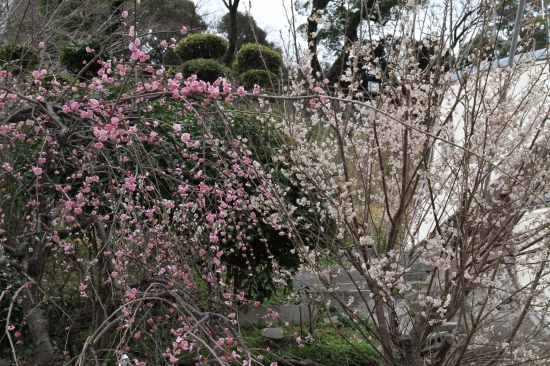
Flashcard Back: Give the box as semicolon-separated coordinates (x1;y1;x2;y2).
60;39;110;76
240;69;278;89
174;34;227;62
0;43;39;72
182;58;231;83
234;43;283;75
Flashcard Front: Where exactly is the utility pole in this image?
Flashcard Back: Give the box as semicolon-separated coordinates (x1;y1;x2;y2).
507;0;527;68
542;0;550;44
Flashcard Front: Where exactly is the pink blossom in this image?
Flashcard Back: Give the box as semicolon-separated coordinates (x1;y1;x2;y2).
32;167;43;175
89;99;99;108
66;215;75;223
181;26;187;34
94;142;103;149
322;78;329;84
7;325;14;331
14;332;21;338
173;124;182;132
79;283;87;291
134;331;141;339
121;10;128;18
85;47;94;53
38;42;45;48
253;84;260;94
237;86;247;97
181;133;190;142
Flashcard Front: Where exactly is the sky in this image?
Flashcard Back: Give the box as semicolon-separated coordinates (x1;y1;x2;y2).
200;0;304;46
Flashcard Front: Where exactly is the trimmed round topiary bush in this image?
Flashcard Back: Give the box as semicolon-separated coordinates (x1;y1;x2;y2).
174;34;228;62
239;69;277;89
60;39;110;76
182;58;231;83
0;43;40;72
234;43;282;75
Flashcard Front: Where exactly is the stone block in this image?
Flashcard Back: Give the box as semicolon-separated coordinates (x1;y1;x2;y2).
261;327;284;340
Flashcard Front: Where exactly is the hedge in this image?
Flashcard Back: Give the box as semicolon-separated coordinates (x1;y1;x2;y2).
234;43;282;75
182;58;231;83
174;34;227;62
60;39;110;76
239;69;278;89
0;44;40;72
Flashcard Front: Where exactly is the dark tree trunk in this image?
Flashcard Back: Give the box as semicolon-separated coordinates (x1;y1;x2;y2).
325;9;362;84
223;0;240;67
22;245;56;366
23;285;55;366
325;0;384;84
109;0;124;33
307;0;331;79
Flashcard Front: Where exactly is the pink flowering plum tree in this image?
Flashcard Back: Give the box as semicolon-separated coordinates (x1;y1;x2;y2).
0;18;298;366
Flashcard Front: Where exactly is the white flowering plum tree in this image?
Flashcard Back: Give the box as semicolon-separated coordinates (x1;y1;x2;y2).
254;1;550;365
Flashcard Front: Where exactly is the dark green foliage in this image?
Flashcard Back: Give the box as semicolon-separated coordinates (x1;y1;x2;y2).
216;11;274;51
234;43;283;75
181;58;231;82
144;101;301;300
240;69;278;89
138;0;207;65
161;49;181;66
0;267;26;360
174;34;228;62
60;39;110;76
0;44;40;73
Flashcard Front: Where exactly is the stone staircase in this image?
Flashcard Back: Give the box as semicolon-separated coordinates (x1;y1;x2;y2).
291;252;547;357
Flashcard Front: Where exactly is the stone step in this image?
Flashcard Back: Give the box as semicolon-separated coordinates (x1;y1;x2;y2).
328;267;365;283
403;270;431;282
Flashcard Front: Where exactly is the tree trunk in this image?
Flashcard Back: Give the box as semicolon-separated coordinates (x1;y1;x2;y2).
307;0;331;79
21;230;56;366
325;0;384;84
23;287;55;366
325;9;362;84
109;0;125;33
223;0;240;67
